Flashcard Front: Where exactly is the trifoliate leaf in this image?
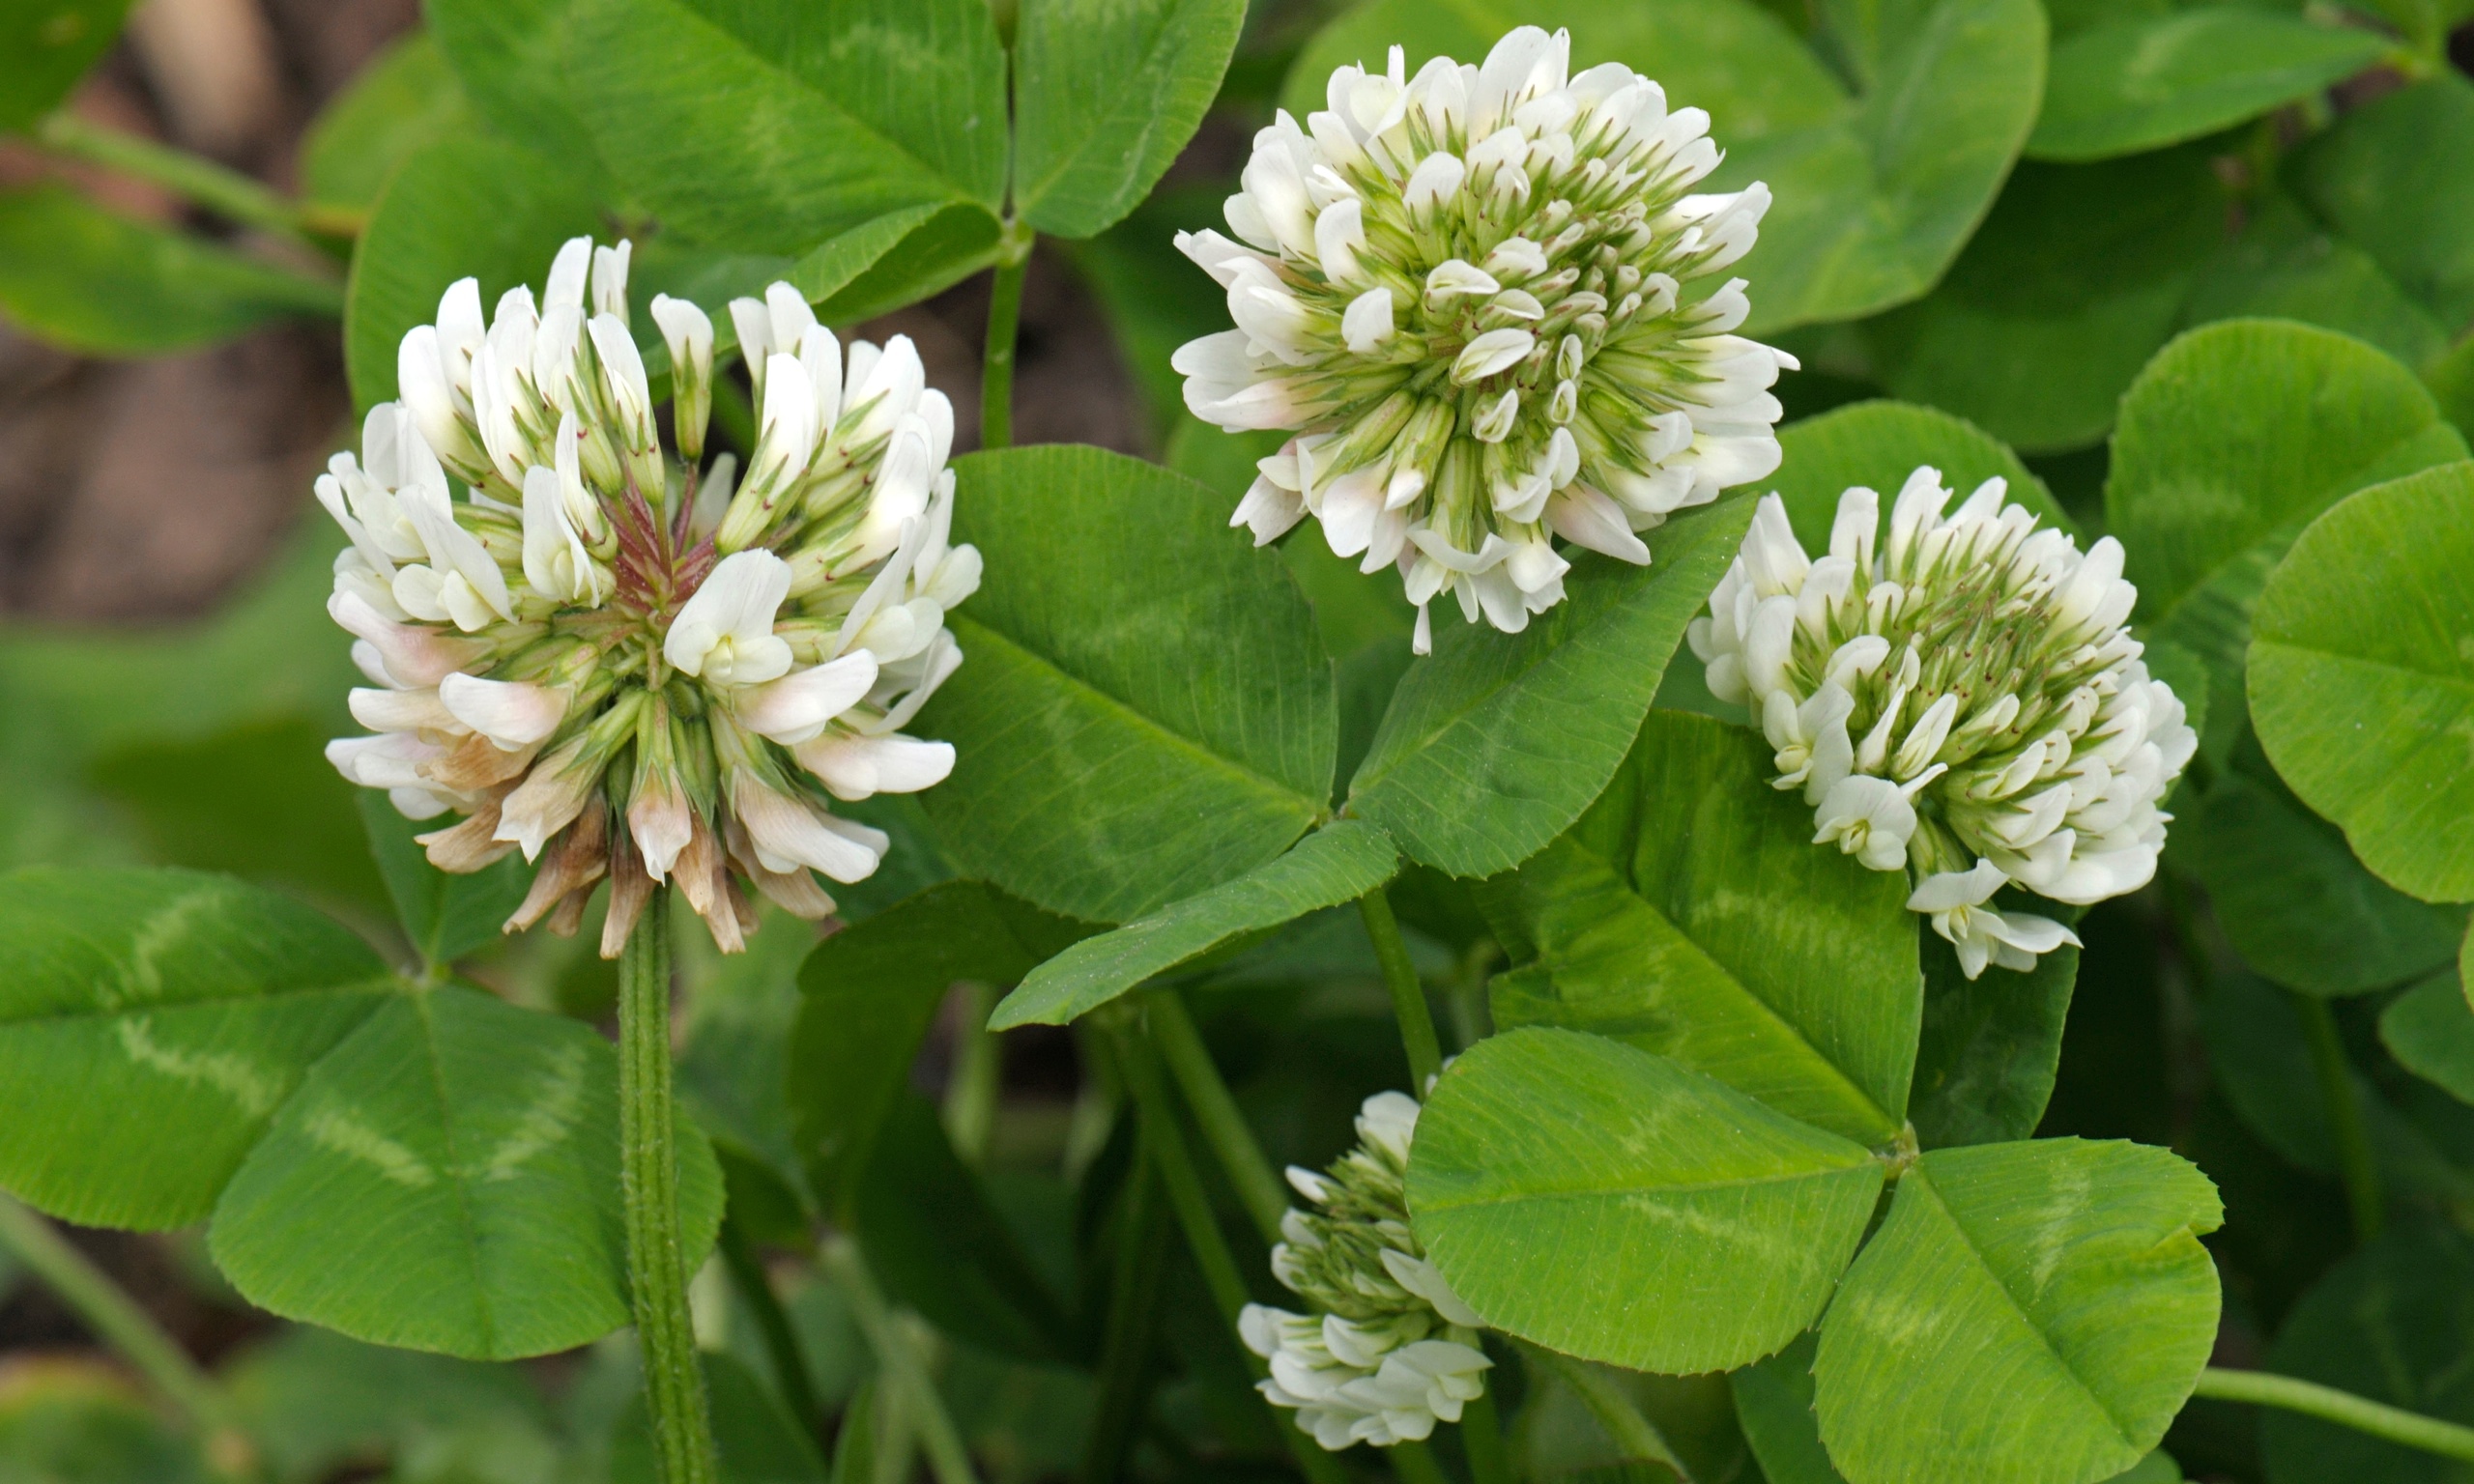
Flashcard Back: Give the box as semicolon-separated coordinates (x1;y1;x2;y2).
1910;933;2080;1149
301;32;475;214
2288;75;2474;334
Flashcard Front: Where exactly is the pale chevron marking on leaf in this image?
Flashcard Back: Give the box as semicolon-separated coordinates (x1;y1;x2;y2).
479;1041;589;1181
101;883;237;1011
114;1017;282;1117
305;1104;437;1187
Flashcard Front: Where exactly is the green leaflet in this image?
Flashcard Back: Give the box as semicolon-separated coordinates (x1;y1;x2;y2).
1408;1027;1885;1375
426;0;612;196
0;867;393;1229
207;984;723;1360
0;0;135;131
2028;9;2385;163
2258;1221;2474;1483
343;135;602;410
1011;0;1247;240
2106;320;2468;734
2380;970;2474;1107
564;0;1005;253
1282;0;2045;336
918;447;1336;924
1814;1140;2223;1484
788;879;1092;1212
1346;494;1749;880
1718;0;2047;336
1862;149;2227;454
1486;711;1921;1145
300;33;475;214
991;820;1398;1029
1769;400;2070;548
0;186;341;357
2250;463;2474;904
2184;756;2468;995
2289;75;2474;335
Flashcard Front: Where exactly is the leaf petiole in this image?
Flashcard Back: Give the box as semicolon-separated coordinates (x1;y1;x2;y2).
1360;886;1443;1092
2194;1366;2474;1461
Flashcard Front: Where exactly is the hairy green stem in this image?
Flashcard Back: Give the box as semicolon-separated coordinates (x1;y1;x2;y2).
618;897;719;1484
2292;992;2384;1242
943;983;1001;1166
36;112;340;249
979;221;1034;450
715;1213;825;1447
0;1193;251;1471
823;1238;979;1484
1147;992;1288;1243
2195;1367;2474;1460
1078;1145;1170;1484
1360;887;1443;1092
1108;1021;1351;1484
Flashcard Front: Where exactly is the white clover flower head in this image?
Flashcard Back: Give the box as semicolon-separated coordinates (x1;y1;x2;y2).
1176;26;1797;652
1689;470;2195;977
322;236;982;956
1246;1092;1491;1450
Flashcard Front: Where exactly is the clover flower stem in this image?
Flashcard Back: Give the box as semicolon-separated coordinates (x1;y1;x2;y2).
1386;1440;1452;1484
821;1236;980;1484
1360;886;1443;1092
37;111;339;252
980;220;1035;451
1459;1389;1512;1484
1148;990;1288;1241
2292;992;2385;1243
0;1193;255;1477
1078;1146;1170;1484
1517;1340;1691;1475
715;1213;826;1449
2193;1368;2474;1461
1106;1017;1352;1484
617;894;719;1484
941;982;1001;1165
